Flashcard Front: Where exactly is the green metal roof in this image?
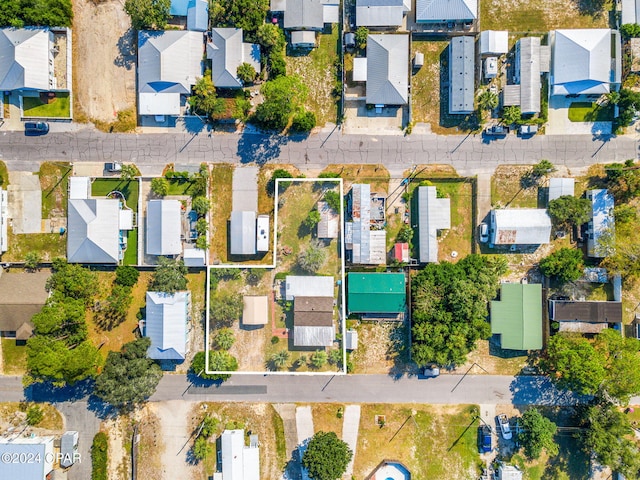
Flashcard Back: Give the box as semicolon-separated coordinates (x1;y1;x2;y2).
347;272;406;314
491;283;543;351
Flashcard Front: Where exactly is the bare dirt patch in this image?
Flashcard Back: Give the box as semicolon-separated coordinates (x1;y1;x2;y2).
350;322;412;374
72;0;136;122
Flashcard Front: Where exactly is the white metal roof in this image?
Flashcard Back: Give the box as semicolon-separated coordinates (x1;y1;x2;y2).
67;199;121;264
551;29;612;95
207;29;260;89
622;0;640;24
146;199;182;256
548;178;575;202
291;30;317;46
285;275;334;300
145;291;189;360
69;177;91;200
490;209;552;245
417;186;451;263
0;436;54;480
587;189;615;258
183;247;206;266
480;30;508;55
346;329;358;350
256;215;269;252
356;0;406;27
0;28;52;91
416;0;477;22
221;429;260;480
284;0;325;29
294;325;335;346
366;34;409;105
242;295;269;325
187;0;209;31
449;36;475;114
139;92;181;115
317;201;338;239
498;465;523;480
230;211;256;255
353;57;367;82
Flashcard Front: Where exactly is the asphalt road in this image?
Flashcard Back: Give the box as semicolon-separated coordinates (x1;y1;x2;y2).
0;129;637;174
0;374;584;406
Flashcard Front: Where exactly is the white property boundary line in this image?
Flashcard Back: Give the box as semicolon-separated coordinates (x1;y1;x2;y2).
205;177;347;376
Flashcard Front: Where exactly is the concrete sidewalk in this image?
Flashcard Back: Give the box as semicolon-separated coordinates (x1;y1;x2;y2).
342;405;361;478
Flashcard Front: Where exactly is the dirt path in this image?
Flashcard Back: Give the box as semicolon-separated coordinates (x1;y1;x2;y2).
342;405;360;478
103;415;130;480
72;0;136;122
156;400;200;480
273;404;299;480
476;173;492;225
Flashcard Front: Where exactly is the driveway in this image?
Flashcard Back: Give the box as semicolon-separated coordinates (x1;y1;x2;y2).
56;402;101;480
547;95;612;136
232;166;258;212
7;171;42;234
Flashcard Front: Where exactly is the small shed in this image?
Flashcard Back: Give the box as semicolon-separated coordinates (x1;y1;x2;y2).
392;242;409;263
69;177;91;200
353;57;368;82
60;431;79;468
479;30;509;56
345;329;358;350
291;30;316;48
344;32;356;49
183;247;206;266
242;295;269;326
498;465;523;480
317;201;339;239
548;178;575;202
413;52;424;68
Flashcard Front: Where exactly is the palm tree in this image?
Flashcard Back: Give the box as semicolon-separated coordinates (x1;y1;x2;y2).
271;350;290;370
477;90;499;111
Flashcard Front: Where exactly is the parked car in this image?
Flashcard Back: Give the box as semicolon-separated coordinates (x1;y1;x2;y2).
497;414;512;440
484;125;509;137
105;162;122;172
423;364;440;378
518;124;538;136
24;121;49;135
479;223;489;243
479;425;493;453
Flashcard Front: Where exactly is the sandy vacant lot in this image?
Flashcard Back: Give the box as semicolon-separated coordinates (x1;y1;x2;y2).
73;0;136;122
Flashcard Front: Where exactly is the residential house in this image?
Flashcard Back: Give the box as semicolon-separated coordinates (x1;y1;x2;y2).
356;0;411;29
214;429;259;480
230;211;256;256
285;275;334;301
365;34;409;106
293;296;335;347
479;30;508;56
622;0;640;25
60;431;79;468
242;295;269;326
549;299;622;334
0;271;49;342
503;36;550;115
448;36;475;114
170;0;209;31
548;178;575;202
550;29;621;96
207;28;260;89
416;186;450;263
347;272;406;315
0;436;54;480
489;209;552;246
146;199;182;256
497;465;523;480
137;30;203;117
183;246;207;266
317;200;339;239
491;283;543;350
345;184;387;264
415;0;477;26
586;189;614;258
0;28;55;91
144;291;191;361
275;0;339;47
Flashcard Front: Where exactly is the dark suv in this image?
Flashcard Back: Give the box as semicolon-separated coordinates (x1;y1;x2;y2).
24;121;49;135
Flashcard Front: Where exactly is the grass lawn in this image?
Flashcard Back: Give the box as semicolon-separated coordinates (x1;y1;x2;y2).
23;93;71;118
568;102;613;122
287;25;339;126
491;165;542;208
209;164;234;263
91;179;139;211
1;339;27;374
39;162;72;218
124;229;137;265
0;161;8;187
3;228;66;262
167;179;197;196
481;0;611;31
0;403;64;431
353;404;481;479
320;164;389;194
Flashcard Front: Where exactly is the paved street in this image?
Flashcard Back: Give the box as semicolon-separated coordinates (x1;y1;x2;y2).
0;128;637;174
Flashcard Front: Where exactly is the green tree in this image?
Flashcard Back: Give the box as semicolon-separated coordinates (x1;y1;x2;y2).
124;0;170;30
115;265;140;288
354;26;369;50
477;90;498;111
100;285;133;330
236;62;257;84
268;168;294;195
0;0;74;28
257;23;285;49
621;23;640;38
270;350;290;370
323;190;341;212
213;328;235;350
94;337;162;407
519;408;558;459
310;350;328;369
151;177;169;196
26;336;101;386
192;196;210;216
595;329;640;404
210;292;243;327
192;436;213;461
581;402;640;477
542;333;607;395
302;431;353;480
210;0;269;42
190;75;225;120
120;164;138;180
47;260;98;305
24;251;42;271
91;432;108;480
253;75;309;131
303;209;321;230
539;248;584;283
149;257;188;293
531;159;555;177
297;240;327;273
190;350;238;381
548;195;591;227
396;224;413;243
26;404;44;426
502;105;521;125
200;416;219;438
291;111;317;132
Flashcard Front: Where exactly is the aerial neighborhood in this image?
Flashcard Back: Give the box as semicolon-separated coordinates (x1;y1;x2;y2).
3;0;640;479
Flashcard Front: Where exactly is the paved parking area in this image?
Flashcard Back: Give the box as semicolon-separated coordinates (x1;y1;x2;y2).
547;95;612;135
7;171;42;233
232;166;258;212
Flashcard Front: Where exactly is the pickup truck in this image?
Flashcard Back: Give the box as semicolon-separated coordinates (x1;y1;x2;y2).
105;162;122;172
484;125;509;137
519;124;539;136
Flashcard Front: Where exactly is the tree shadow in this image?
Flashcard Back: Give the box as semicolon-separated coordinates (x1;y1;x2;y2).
86;394;119;420
237;131;290;165
509;376;587;409
25;378;94;403
114;28;136;70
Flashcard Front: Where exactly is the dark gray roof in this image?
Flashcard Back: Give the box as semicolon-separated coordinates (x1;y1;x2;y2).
284;0;325;29
294;296;334;313
366;34;409;105
550;300;622;324
448;36;475;114
356;0;408;27
416;0;477;22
